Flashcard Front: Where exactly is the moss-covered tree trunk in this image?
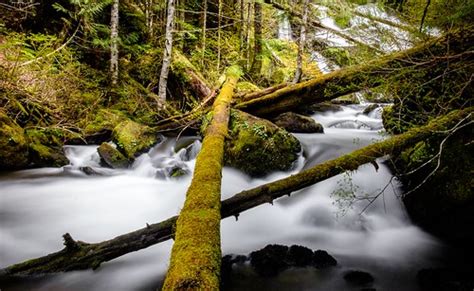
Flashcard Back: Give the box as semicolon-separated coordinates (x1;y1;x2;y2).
236;29;473;117
1;108;470;279
162;65;242;290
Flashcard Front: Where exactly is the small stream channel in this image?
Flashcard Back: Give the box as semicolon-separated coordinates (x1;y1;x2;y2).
0;104;446;290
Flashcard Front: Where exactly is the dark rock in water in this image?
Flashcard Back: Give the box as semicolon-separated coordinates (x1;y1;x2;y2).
250;244;290;277
301;102;343;114
287;245;314;266
313;250;337;268
168;165;189;178
97;143;129;169
417;268;474;291
273;112;324;133
112;120;160;159
362;104;381;115
343;270;374;285
331;94;359;105
222;110;301;177
80;166;102;176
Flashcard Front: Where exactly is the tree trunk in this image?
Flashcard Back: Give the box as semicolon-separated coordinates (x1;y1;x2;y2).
158;0;176;102
163;65;242;290
110;0;119;86
236;30;473;117
292;0;308;83
217;0;222;72
251;1;262;75
201;0;207;67
1;108;471;278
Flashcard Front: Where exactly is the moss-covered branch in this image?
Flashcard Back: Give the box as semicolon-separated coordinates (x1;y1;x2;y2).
1;108;471;279
236;30;473;117
162;65;242;290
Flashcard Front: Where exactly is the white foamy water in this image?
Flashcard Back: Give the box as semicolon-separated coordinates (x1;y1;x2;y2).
0;104;443;290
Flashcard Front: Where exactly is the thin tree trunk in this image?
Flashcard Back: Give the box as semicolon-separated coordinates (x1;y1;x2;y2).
293;0;308;83
162;65;242;290
240;0;245;51
110;0;119;86
1;108;471;277
251;1;262;75
158;0;176;102
245;1;251;69
201;0;207;67
217;0;222;72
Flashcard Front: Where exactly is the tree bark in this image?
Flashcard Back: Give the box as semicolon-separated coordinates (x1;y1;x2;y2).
293;0;308;83
110;0;119;86
158;0;176;102
251;1;262;75
162;65;242;290
235;30;473;117
1;107;471;278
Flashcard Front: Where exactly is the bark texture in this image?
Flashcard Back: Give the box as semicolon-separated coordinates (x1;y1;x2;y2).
158;0;176;102
162;65;242;290
1;107;471;278
110;0;119;86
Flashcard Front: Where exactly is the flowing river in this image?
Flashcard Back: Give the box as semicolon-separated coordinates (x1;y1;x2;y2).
0;104;446;290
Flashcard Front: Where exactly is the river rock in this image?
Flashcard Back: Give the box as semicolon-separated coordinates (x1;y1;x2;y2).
343;270;374;285
97;142;129;168
250;244;290;277
273;112;324;133
362;104;381;115
224;109;301;177
299;102;343;114
313;249;338;268
112;120;160;159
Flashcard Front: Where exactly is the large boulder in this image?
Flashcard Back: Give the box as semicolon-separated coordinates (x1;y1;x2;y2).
25;129;69;168
273;112;324;133
224;110;301;176
97;143;129;169
112;120;159;159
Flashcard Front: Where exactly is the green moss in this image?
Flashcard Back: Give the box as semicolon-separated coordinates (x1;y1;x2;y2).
84;109;128;135
97;143;129;168
225;109;301;176
112;120;158;159
0;112;29;170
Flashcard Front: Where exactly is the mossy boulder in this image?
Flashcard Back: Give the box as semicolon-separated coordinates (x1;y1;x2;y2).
273;112;324;133
84;109;128;136
97;143;129;169
0;112;29;170
25;129;69;168
224;110;301;176
112;120;159;159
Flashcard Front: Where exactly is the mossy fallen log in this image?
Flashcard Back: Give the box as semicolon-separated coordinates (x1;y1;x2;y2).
1;108;471;278
236;30;473;117
162;65;242;290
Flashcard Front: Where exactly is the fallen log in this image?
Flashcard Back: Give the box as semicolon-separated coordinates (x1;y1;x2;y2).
162;65;242;290
235;30;473;117
1;107;470;278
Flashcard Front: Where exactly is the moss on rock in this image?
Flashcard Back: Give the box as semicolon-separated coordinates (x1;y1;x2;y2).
112;120;158;159
224;109;301;176
97;143;129;168
84;109;128;136
0;112;29;170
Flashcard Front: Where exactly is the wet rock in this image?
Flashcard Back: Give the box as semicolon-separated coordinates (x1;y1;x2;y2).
168;165;189;178
287;245;314;266
273;112;324;133
331;94;359;104
97;143;129;169
224;109;301;177
84;109;127;136
80;166;103;176
112;120;160;159
298;103;343;116
343;270;374;285
25;128;69;168
250;245;290;277
313;250;338;268
362;104;381;115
